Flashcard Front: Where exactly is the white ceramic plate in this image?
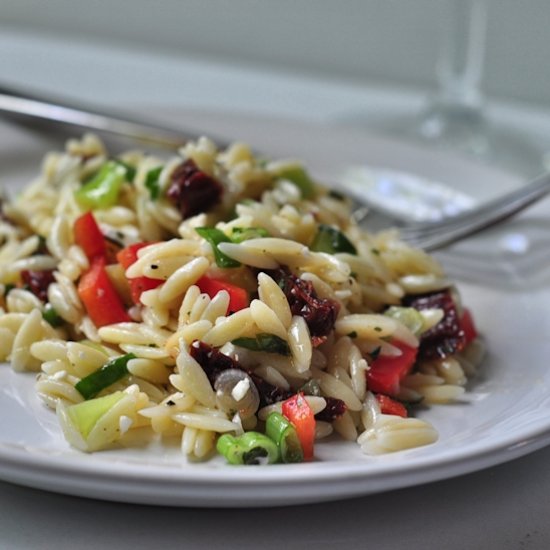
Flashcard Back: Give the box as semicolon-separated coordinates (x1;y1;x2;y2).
1;111;549;508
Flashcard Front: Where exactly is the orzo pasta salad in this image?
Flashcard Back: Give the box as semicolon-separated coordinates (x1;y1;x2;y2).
0;134;484;464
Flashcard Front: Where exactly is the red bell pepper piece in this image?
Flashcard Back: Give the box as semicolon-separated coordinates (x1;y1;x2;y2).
196;275;249;315
78;257;131;327
74;212;105;261
117;242;162;304
375;394;408;418
367;341;418;396
282;392;315;461
460;308;478;345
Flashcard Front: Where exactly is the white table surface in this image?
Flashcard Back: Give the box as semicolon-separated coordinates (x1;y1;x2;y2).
2;28;550;549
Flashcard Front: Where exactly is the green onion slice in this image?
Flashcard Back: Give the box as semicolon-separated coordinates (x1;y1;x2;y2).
217;432;280;465
75;353;135;400
265;412;304;463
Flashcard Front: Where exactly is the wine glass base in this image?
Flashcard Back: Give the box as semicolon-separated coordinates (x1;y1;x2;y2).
350;103;544;179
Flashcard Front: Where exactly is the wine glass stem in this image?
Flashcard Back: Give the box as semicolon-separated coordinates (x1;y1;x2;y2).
436;0;488;110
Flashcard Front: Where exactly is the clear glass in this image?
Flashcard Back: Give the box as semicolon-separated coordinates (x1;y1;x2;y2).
366;0;543;177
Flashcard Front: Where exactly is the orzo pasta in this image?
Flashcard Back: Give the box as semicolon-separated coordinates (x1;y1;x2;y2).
0;134;484;464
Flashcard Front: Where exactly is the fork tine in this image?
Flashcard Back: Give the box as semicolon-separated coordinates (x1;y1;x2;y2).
398;172;550;251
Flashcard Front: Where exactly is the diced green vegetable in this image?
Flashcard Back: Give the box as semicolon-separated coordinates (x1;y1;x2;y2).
75;353;135;400
42;303;64;327
328;189;346;201
36;235;48;254
75;161;127;210
67;391;125;438
310;224;357;255
384;306;425;335
277;166;316;199
195;227;241;268
232;333;290;356
216;432;280;465
112;159;136;182
299;379;322;397
3;283;15;297
265;412;304;463
145;166;163;200
230;227;269;243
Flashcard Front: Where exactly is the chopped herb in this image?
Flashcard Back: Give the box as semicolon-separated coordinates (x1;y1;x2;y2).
195;227;241;268
371;248;380;256
42;304;64;327
150;264;159;270
145;166;163;200
232;333;291;356
374;326;383;332
3;283;15;296
230;227;269;243
347;331;358;339
166;400;176;407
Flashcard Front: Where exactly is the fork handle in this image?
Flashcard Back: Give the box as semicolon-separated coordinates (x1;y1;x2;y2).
0;83;223;150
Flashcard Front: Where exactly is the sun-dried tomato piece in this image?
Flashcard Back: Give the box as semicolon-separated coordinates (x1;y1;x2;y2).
21;269;56;302
189;341;292;407
403;289;466;360
270;268;340;346
314;397;347;422
166;159;223;219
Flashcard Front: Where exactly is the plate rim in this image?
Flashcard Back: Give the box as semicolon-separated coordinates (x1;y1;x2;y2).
0;109;548;506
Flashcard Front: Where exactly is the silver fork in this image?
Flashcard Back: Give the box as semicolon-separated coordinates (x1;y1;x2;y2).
395;172;550;251
1;84;549;252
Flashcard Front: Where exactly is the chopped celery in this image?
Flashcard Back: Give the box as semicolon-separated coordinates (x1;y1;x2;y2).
265;412;304;463
67;391;124;438
217;432;279;465
75;353;135;400
232;333;290;356
75;161;127;210
277;166;316;199
384;306;425;335
145;166;163;200
310;224;357;255
195;227;241;268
